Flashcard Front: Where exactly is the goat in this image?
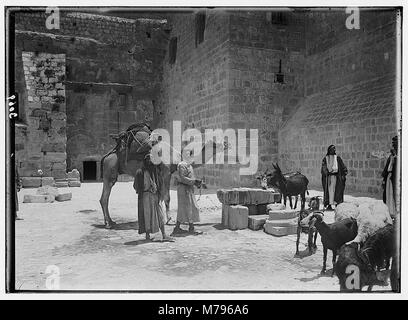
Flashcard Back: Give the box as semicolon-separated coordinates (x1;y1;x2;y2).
259;163;309;210
295;196;321;256
301;211;358;275
335;224;396;291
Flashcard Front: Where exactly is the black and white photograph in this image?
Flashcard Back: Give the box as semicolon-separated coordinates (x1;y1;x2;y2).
2;1;405;296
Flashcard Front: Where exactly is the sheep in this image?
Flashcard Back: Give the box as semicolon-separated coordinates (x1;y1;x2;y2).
300;211;358;275
295;196;321;256
334;202;359;222
351;202;393;245
333;201;393;247
335;224;397;291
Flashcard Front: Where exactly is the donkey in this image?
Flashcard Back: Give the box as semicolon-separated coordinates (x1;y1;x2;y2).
262;163;309;210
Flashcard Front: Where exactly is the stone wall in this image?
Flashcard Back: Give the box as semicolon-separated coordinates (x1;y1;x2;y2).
16;52;67;178
279;9;399;196
156;11;231;187
14;9;168;180
228;10;305;186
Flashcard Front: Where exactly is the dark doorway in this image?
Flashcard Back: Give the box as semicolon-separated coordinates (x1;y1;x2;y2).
83;161;97;181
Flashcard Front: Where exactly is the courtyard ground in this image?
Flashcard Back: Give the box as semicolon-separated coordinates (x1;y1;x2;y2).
15;182;392;292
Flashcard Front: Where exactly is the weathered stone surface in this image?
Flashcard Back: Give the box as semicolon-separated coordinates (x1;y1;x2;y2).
55;193;72;201
21;177;42;188
264;221;298;236
36;185;59;197
268;209;298;220
266;203;286;211
55;182;69;188
266;217;298;228
67;169;80;180
68;181;81;187
221;204;229;227
227;205;248;230
217;188;281;205
248;215;269;231
23;194;55;203
41;177;55;186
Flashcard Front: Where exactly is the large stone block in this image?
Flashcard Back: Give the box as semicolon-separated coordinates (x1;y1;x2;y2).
216;188;281;205
221;204;229;227
268;209;298;220
68;181;81;187
248;215;269;231
266;217;298;228
266;203;286;211
228;205;248;230
264;220;298;236
36;185;59;197
67;169;80;180
41;177;55;186
21;177;42;188
44;152;66;163
56;193;72;202
23;194;55;203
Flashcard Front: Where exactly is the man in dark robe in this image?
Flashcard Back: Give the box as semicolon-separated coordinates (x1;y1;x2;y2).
321;145;348;210
382;135;398;218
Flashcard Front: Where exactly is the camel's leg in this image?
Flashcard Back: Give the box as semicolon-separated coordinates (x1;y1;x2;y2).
99;154;118;228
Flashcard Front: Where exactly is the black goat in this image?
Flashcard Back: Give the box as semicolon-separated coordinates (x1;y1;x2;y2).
259;163;309;210
335;224;397;291
295;197;321;256
301;211;358;275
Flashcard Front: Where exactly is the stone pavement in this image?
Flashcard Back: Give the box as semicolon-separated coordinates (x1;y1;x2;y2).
15;182;391;291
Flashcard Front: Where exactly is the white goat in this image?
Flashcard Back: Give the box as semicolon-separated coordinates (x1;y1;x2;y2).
334;201;393;245
334;202;359;222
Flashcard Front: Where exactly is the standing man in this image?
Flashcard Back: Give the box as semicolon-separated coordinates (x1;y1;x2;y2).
172;151;203;235
135;155;173;241
382;135;398;218
321;145;348;210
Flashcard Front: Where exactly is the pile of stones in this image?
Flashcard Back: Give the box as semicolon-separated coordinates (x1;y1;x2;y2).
216;188;281;231
23;185;72;203
216;188;301;236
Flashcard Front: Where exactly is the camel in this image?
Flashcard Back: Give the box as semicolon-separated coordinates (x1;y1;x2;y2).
99;123;224;229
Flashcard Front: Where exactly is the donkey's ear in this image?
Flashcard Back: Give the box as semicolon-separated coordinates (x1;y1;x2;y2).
276;163;281;171
272;163;277;169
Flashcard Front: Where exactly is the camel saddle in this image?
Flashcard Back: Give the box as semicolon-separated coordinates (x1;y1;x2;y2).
110;123;153;162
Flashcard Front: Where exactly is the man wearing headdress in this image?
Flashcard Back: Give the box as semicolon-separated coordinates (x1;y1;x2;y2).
172;149;203;235
135;154;173;241
382;135;398;218
321;145;348;210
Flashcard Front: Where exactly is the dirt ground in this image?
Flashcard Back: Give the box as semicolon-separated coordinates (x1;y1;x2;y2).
15;182;392;292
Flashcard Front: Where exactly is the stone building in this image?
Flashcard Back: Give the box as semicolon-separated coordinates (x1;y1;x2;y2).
13;8;400;197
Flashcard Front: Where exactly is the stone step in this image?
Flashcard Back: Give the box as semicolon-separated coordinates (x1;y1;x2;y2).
266;217;298;228
55;182;69;188
248;215;269;231
55;193;72;202
266;203;286;211
23;194;55;203
68;181;81;187
217;188;281;205
222;204;248;230
268;209;299;220
264;221;298;236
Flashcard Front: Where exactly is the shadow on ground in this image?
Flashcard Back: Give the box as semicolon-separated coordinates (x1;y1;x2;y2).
92;221;139;230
